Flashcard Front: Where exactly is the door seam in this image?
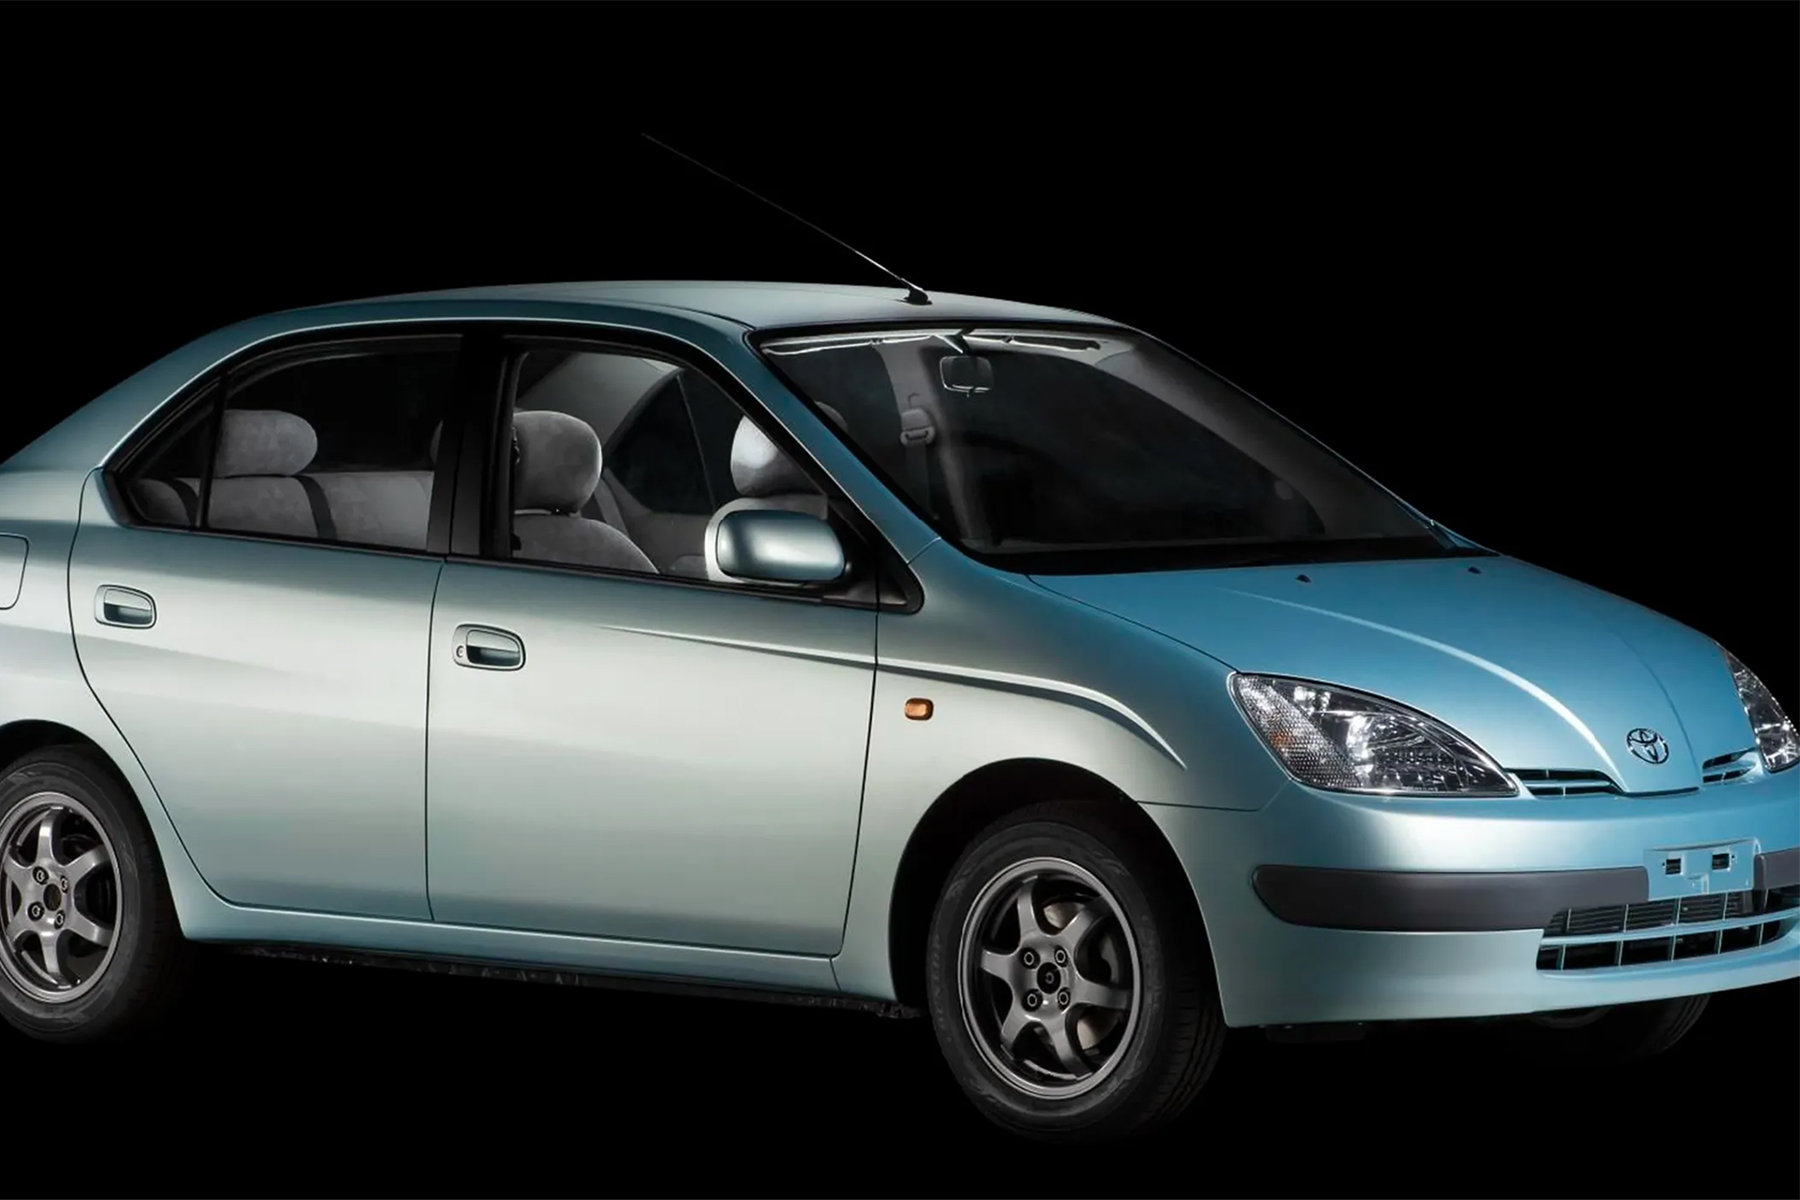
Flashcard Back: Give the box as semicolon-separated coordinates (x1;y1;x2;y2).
423;558;447;922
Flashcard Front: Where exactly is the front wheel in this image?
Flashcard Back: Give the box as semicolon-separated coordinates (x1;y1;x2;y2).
0;747;191;1042
1568;995;1712;1061
925;801;1225;1142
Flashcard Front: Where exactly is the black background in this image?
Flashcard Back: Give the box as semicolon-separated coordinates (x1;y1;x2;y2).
7;8;1795;1197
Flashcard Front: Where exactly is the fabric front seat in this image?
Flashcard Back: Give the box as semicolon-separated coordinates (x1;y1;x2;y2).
512;410;657;573
703;416;831;582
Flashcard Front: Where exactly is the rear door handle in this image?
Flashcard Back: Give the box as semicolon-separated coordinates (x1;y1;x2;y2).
95;586;156;628
453;624;524;671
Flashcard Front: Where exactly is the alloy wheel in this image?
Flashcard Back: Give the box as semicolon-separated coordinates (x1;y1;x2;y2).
957;856;1142;1099
0;793;122;1004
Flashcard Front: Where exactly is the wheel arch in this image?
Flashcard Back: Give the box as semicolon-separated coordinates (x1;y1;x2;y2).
885;757;1212;1010
0;720;119;782
0;719;195;915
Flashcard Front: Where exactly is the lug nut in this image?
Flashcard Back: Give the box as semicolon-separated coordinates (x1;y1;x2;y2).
1024;991;1041;1010
1054;948;1067;966
1021;949;1037;968
27;903;42;921
52;913;63;929
32;868;46;885
58;877;68;892
1058;990;1071;1009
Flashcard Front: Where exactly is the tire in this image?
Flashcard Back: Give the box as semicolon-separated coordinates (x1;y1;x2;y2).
0;746;191;1042
924;800;1225;1142
1575;995;1711;1061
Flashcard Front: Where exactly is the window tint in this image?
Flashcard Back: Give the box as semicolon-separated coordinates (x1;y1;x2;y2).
506;348;723;579
514;348;675;445
958;351;1323;547
120;339;457;551
502;346;833;585
759;326;1432;575
682;371;747;506
118;383;218;528
759;343;944;520
610;376;713;515
223;344;454;474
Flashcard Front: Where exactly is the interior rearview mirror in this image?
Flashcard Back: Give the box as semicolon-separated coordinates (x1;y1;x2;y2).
939;354;994;394
714;508;846;584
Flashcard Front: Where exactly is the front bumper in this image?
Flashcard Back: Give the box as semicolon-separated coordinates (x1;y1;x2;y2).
1146;767;1800;1028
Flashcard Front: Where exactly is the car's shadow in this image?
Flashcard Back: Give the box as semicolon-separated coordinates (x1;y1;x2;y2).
34;952;1798;1196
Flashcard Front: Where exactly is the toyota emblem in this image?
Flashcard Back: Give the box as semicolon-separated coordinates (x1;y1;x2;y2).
1625;727;1670;764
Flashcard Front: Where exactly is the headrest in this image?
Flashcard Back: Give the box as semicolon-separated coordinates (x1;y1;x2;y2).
730;418;810;497
729;405;845;498
513;409;602;513
214;409;317;478
817;402;849;434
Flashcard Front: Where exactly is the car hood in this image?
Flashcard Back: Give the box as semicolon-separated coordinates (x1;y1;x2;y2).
1030;555;1753;795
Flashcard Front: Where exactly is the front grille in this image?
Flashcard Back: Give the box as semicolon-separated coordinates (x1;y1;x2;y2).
1544;892;1754;936
1510;750;1758;798
1537;886;1799;971
1511;768;1621;797
1701;748;1757;785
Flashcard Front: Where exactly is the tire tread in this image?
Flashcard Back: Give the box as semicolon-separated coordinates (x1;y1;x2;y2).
0;744;191;1042
927;798;1226;1141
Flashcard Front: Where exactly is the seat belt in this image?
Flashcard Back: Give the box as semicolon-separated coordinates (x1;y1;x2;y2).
166;479;201;526
898;407;936;512
295;476;338;541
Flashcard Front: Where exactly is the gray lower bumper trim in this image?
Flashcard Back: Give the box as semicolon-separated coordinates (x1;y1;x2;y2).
1252;864;1650;932
1756;846;1799;892
1255;849;1800;933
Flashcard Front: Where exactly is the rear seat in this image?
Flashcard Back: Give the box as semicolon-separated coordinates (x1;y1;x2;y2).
127;409;434;551
129;477;200;526
306;471;433;549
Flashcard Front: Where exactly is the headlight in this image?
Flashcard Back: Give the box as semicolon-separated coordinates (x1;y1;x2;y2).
1722;649;1798;773
1230;674;1518;797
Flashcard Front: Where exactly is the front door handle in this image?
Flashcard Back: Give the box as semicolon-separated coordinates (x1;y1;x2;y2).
453;624;524;671
95;586;156;628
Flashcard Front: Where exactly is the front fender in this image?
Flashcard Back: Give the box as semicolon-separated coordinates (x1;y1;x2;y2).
832;540;1285;999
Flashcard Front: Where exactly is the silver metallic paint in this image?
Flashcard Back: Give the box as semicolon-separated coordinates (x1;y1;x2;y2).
0;282;1787;1031
713;508;846;584
0;535;25;609
69;473;439;919
1032;558;1758;796
425;559;875;955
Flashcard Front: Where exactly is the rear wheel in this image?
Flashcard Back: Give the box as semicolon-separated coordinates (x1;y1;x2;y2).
925;801;1225;1141
0;747;191;1042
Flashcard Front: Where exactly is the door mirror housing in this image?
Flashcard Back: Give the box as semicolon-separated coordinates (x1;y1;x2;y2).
714;508;847;584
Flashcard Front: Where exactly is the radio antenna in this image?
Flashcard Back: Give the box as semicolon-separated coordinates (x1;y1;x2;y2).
641;133;931;306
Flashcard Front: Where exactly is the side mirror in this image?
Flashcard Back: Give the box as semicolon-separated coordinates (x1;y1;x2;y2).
714;508;846;584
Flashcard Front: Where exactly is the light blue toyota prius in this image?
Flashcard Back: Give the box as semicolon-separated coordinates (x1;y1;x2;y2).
0;280;1792;1140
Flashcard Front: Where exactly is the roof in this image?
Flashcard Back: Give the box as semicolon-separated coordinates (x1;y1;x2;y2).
325;280;1106;332
3;281;1114;479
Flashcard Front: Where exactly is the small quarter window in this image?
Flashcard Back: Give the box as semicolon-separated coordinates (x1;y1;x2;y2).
118;383;217;528
610;375;714;516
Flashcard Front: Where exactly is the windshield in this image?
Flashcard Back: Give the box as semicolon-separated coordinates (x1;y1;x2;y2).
757;325;1471;574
